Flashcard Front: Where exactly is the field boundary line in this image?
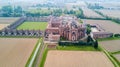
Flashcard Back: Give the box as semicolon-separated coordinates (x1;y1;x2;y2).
100;46;120;67
28;42;41;67
26;38;42;67
111;51;120;54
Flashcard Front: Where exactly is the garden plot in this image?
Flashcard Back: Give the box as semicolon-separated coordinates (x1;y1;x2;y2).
82;8;103;18
44;50;114;67
99;40;120;52
17;22;48;31
0;38;38;67
82;19;120;34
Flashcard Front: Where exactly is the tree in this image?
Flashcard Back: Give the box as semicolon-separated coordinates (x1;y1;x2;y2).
69;9;75;14
75;10;84;18
87;35;93;43
86;24;91;35
64;9;68;14
87;35;94;46
13;6;23;17
52;9;62;16
94;40;98;49
1;5;13;17
14;6;22;13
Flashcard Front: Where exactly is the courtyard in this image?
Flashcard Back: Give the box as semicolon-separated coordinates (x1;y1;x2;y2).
17;22;48;31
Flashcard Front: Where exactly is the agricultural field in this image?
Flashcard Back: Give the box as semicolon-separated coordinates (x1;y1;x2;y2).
99;40;120;52
0;38;38;67
114;54;120;62
0;17;19;24
97;9;120;19
98;2;120;8
82;19;120;34
0;17;19;30
44;50;114;67
17;22;48;31
0;24;9;30
82;8;104;18
65;1;87;9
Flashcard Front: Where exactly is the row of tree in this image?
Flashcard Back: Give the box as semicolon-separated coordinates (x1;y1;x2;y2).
0;5;23;17
0;5;84;18
59;35;98;49
85;2;104;9
94;10;120;24
26;8;84;17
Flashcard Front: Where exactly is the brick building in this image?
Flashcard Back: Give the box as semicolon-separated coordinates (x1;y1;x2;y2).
45;15;86;41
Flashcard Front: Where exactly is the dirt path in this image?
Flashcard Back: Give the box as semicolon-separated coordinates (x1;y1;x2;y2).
33;40;46;67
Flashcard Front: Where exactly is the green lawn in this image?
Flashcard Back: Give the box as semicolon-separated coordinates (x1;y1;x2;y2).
17;22;48;30
56;45;101;51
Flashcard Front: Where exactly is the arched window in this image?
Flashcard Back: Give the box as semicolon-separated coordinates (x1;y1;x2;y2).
72;32;76;41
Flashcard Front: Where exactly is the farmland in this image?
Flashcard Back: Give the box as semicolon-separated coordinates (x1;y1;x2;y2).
0;38;38;67
0;24;9;30
114;54;120;62
82;8;103;18
82;19;120;34
99;40;120;52
0;17;19;24
44;50;114;67
0;17;20;30
17;22;48;31
97;10;120;19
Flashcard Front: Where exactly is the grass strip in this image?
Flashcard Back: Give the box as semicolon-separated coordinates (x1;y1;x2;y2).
56;45;101;51
111;51;120;55
109;53;120;66
99;45;120;67
32;40;44;67
25;38;42;67
39;46;48;67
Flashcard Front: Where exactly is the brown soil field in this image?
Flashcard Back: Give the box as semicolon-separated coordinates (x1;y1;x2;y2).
114;54;120;62
82;8;103;18
99;40;120;52
44;50;114;67
0;24;9;30
0;17;19;24
82;19;120;34
98;10;120;19
0;38;38;67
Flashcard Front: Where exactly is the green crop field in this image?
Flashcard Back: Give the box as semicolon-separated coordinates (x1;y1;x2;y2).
17;22;48;30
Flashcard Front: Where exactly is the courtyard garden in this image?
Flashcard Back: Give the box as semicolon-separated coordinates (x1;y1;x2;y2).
17;22;48;31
